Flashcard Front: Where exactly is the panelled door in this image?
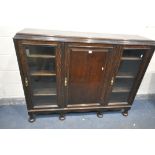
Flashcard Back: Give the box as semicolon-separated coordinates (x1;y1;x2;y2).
64;43;115;108
19;41;63;109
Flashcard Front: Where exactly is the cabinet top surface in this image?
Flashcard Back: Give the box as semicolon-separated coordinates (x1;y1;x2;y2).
14;28;155;45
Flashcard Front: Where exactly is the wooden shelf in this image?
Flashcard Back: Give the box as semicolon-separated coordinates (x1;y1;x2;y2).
116;72;135;78
27;54;55;58
112;86;130;93
33;90;56;96
30;70;56;76
121;57;142;61
116;75;134;78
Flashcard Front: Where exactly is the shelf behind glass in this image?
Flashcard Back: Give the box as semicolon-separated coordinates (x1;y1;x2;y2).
31;76;56;96
30;70;56;76
118;60;142;78
27;54;56;59
25;45;56;56
123;49;144;59
33;96;57;108
112;78;134;93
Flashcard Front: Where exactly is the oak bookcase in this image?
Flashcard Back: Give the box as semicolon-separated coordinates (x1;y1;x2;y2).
13;29;155;122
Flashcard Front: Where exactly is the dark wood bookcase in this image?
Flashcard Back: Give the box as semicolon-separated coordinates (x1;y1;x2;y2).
13;29;155;122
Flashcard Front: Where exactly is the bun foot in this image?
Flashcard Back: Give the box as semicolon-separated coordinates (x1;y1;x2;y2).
28;115;36;123
97;112;103;118
122;111;128;117
59;114;65;121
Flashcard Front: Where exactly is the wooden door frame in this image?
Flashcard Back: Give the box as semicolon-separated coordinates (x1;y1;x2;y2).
103;45;123;105
105;45;154;105
14;39;64;109
127;46;154;105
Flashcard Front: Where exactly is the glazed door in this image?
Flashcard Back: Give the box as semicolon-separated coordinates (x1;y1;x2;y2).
20;42;62;109
65;44;114;107
107;46;154;105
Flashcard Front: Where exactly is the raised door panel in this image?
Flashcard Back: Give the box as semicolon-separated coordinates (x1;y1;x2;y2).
65;44;114;107
107;46;154;105
17;41;63;109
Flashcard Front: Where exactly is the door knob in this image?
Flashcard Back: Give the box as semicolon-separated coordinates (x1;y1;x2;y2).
25;77;28;87
64;77;68;86
111;77;114;86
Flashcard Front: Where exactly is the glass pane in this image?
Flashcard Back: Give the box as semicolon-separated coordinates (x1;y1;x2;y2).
31;76;56;96
122;49;144;58
108;49;144;104
112;78;134;93
33;96;57;108
109;92;129;103
118;60;141;77
25;45;57;108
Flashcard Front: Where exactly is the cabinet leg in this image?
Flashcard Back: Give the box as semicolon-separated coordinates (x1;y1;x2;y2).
59;114;65;121
97;112;103;118
122;110;128;117
28;113;36;123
